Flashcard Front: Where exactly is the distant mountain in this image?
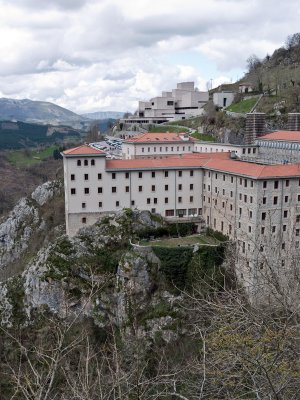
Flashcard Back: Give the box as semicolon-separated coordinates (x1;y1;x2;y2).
0;98;88;127
82;111;125;120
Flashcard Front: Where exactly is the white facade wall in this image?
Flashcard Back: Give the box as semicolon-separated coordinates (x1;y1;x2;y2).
213;92;235;108
122;141;195;159
193;142;245;157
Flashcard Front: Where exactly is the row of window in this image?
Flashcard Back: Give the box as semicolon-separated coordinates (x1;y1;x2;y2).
140;146;191;153
71;170;195;180
71;183;196;195
77;159;95;166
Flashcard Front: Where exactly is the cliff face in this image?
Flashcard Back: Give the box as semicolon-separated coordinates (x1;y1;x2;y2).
0;209;189;344
0;180;63;277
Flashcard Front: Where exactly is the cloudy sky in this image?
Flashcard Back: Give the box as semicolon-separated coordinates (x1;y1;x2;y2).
0;0;299;114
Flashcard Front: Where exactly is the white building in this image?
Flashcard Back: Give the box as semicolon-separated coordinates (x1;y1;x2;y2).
63;131;300;304
121;82;208;126
122;132;195;159
213;91;235;108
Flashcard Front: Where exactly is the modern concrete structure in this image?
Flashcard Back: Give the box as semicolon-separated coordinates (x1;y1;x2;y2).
121;82;209;126
213;91;235;108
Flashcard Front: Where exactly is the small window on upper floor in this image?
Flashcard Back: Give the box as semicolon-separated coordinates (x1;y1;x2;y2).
71;174;75;181
71;188;76;195
98;173;102;180
84;160;88;166
77;160;81;166
84;174;88;180
139;172;143;178
91;159;95;166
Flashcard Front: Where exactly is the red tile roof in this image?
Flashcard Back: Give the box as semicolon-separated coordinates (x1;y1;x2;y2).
106;152;300;179
124;132;193;143
203;159;300;178
63;144;105;156
259;131;300;142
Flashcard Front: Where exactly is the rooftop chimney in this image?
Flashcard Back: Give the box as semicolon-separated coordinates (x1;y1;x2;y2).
288;113;300;131
245;113;266;145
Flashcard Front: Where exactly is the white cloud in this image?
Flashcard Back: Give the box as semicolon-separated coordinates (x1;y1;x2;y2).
0;0;300;112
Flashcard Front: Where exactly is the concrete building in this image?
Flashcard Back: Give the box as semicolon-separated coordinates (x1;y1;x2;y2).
121;82;208;126
213;91;235;108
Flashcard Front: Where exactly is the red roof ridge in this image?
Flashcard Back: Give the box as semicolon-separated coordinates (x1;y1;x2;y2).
63;144;105;156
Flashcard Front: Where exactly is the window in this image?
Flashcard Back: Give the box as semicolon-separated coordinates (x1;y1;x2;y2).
116;201;119;207
71;188;76;195
99;202;102;208
84;174;89;180
165;197;168;204
112;187;116;193
125;172;129;179
273;196;278;205
244;179;248;188
84;160;88;166
240;178;242;185
249;210;253;218
230;204;233;211
250;180;254;188
164;171;168;177
147;198;151;204
148;147;150;152
178;184;182;190
82;202;86;209
112;172;116;179
298;194;300;202
98;173;102;180
84;188;89;194
138;186;142;192
272;226;276;233
284;210;288;218
223;174;226;181
139;172;143;178
165;147;168;152
190;184;194;190
250;196;253;203
215;173;218;179
222;189;225;195
263;181;267;189
283;225;287;232
296;229;300;236
274;180;279;189
215;187;218;194
125;186;129;192
230;191;233;197
154;147;156;152
77;160;81;166
82;217;86;224
286;179;290;187
208;185;211;191
178;171;182;177
263;197;266;204
154;198;157;204
248;226;251;233
151;208;156;213
285;196;289;203
239;193;242;200
244;195;247;203
262;212;266;221
152;185;155;192
231;177;233;183
71;174;75;181
91;159;95;166
221;221;224;232
297;215;300;223
190;196;193;202
165;184;168;191
178;197;182;203
190;170;194;177
282;243;285;250
98;187;102;194
131;200;135;206
152;171;155;178
261;227;265;234
239;207;242;216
